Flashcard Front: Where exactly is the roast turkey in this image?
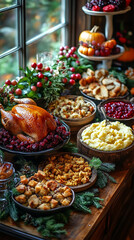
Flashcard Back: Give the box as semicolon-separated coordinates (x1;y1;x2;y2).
0;99;57;143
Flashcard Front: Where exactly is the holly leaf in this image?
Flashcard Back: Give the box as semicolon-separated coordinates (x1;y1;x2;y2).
89;157;102;169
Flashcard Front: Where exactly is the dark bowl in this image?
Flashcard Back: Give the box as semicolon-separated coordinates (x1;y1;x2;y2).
38;152;97;192
77;124;134;163
0;120;70;156
12;183;75;216
80;90;130;105
98;98;134;127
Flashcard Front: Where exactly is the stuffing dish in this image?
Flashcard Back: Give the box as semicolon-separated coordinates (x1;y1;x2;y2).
79;68;128;100
40;154;92;187
48;96;95;119
14;174;74;211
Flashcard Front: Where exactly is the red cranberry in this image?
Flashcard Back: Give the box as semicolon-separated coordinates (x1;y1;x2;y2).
45;66;50;71
71;46;77;53
15;88;22;95
69;79;75;85
11;80;17;86
70;67;75;72
75;73;81;79
37;81;43;87
38;72;44;79
62;78;67;83
31;62;37;69
37;63;43;69
71;74;76;80
31;86;37;91
5;79;11;85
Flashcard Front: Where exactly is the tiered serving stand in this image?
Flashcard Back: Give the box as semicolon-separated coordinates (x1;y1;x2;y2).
78;5;131;69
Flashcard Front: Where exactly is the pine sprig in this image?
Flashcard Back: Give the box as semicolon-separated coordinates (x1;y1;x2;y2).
62;142;78;153
21;210;71;238
109;69;127;84
73;191;103;213
89;157;116;188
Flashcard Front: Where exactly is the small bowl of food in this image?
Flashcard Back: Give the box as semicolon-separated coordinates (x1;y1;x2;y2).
0;162;15;201
47;95;96;131
0;162;14;181
12;176;75;216
77;120;134;163
98;98;134;126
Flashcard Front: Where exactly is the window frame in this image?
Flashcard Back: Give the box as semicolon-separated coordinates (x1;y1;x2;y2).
0;0;70;77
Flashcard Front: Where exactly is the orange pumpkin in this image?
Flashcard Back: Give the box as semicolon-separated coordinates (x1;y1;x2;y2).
79;26;105;46
79;45;95;56
117;47;134;62
79;45;88;55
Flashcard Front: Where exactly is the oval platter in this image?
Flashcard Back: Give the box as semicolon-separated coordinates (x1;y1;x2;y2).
0;120;70;156
12;183;75;216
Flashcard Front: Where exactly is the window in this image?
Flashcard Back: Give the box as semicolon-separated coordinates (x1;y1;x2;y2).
0;0;69;85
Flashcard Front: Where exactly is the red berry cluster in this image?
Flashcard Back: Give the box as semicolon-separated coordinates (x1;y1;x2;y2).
56;46;81;86
5;79;22;95
30;62;52;92
104;101;134;119
116;32;128;45
0;119;70;152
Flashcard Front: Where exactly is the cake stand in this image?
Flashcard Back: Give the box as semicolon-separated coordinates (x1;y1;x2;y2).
82;6;131;40
81;6;131;69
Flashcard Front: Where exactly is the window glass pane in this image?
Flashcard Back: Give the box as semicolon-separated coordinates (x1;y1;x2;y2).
27;29;63;66
26;0;62;41
0;0;16;8
0;53;19;86
0;9;17;54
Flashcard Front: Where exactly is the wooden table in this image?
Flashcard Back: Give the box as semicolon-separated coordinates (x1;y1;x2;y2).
0;150;134;240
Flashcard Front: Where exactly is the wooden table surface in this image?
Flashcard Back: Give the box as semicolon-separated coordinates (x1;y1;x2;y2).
0;150;134;240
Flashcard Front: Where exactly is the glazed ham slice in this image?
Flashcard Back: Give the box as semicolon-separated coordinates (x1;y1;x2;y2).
1;104;56;143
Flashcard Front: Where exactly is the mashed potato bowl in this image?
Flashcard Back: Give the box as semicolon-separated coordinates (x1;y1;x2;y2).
77;120;134;163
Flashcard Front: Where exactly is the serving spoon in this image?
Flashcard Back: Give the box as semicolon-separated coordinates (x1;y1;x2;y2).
101;107;111;126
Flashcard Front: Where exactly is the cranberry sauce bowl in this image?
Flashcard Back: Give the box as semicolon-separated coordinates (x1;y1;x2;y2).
98;98;134;126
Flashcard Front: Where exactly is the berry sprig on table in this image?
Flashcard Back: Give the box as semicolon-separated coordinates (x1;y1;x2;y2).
1;46;93;108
